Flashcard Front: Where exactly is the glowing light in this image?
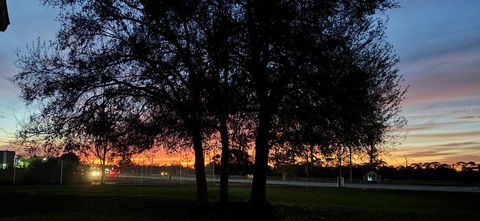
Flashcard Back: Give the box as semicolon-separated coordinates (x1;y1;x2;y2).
90;170;101;177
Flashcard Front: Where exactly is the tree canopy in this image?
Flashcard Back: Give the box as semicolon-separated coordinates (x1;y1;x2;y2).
14;0;405;210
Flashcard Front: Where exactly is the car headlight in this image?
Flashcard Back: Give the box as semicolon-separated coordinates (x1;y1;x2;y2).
91;171;100;177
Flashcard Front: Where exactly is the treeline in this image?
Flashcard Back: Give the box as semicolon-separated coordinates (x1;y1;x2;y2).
14;0;405;210
1;153;88;185
206;150;480;183
390;161;480;182
264;162;480;183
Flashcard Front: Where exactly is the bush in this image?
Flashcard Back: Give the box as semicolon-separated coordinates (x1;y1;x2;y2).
23;153;88;184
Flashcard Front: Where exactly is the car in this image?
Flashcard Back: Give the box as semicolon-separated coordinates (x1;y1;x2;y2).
108;169;119;178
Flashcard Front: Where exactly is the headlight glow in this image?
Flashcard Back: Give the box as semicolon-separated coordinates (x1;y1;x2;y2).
91;171;100;177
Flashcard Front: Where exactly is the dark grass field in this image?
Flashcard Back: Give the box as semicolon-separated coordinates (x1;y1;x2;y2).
0;183;479;221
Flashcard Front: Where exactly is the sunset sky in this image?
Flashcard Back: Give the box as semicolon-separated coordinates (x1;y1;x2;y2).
1;0;479;165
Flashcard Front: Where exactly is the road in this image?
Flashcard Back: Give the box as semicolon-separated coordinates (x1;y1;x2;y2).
112;175;480;193
262;179;480;193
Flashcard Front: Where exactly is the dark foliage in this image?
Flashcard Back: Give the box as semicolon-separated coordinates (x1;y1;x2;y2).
23;153;87;184
267;162;480;184
14;0;405;208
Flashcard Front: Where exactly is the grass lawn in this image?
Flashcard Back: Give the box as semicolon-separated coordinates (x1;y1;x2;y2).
0;183;479;221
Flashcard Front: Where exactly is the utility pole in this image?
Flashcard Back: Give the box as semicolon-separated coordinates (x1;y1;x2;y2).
212;160;215;183
12;164;16;184
140;160;144;184
180;165;183;184
60;159;64;184
404;154;410;180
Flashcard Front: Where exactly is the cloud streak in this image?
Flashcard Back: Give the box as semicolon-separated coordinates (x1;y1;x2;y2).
386;1;480;164
391;141;480;164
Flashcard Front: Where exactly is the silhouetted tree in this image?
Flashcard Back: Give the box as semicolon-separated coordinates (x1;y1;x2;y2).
200;2;247;202
15;1;406;212
14;0;240;206
242;0;403;207
15;91;155;184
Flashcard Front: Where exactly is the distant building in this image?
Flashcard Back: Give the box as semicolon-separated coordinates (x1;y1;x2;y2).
363;171;381;183
0;151;15;170
0;0;9;32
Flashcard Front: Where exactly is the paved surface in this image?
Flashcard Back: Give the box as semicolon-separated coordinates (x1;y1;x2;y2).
114;175;480;193
267;180;480;193
229;178;480;193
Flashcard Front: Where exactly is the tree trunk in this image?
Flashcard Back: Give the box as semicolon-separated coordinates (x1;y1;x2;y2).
369;144;375;171
219;117;230;202
309;144;314;179
349;147;353;184
338;152;342;178
191;125;209;208
100;145;107;185
250;110;272;208
246;0;274;210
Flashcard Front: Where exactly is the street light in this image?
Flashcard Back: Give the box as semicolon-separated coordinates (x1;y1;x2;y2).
0;0;9;32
